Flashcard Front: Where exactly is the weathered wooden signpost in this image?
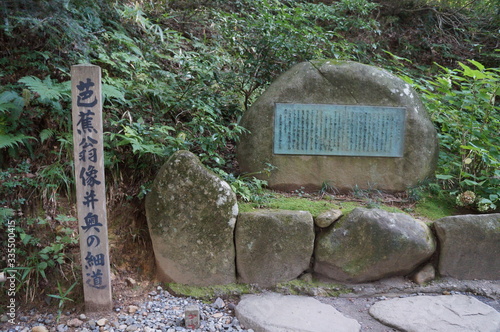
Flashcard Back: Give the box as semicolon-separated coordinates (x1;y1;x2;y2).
71;64;112;311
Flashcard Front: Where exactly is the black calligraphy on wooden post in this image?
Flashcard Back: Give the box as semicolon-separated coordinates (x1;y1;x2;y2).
71;65;112;312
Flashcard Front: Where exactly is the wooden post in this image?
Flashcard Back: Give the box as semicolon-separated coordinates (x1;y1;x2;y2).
71;64;112;312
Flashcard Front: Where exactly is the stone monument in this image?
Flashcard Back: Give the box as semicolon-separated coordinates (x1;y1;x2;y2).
237;60;439;192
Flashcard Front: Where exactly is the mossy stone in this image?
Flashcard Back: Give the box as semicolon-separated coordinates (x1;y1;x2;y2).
235;210;314;287
434;213;500;280
314;207;436;282
145;150;238;286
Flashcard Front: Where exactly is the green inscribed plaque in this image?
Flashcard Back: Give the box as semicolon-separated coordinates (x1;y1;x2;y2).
273;103;406;157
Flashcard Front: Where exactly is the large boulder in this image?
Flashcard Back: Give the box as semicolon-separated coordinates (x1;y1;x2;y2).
434;214;500;280
235;210;314;287
237;60;438;192
145;150;238;285
314;208;436;282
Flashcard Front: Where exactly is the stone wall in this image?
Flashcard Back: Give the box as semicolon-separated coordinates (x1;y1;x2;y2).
146;151;499;286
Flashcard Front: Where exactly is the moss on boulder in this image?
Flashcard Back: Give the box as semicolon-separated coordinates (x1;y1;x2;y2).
235;210;314;287
145;150;237;285
434;213;500;280
314;208;436;282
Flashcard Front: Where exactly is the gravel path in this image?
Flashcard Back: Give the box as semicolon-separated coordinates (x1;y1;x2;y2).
1;286;252;332
1;277;499;332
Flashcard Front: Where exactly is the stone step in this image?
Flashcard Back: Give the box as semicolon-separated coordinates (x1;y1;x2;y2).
236;292;361;332
235;293;500;332
369;295;500;332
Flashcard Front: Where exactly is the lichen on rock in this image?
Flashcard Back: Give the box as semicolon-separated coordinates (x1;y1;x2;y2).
145;150;237;285
314;207;436;283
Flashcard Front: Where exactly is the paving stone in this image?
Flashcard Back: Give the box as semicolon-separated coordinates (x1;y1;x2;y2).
369;295;500;332
235;292;360;332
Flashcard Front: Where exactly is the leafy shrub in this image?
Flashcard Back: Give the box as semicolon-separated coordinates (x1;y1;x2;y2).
212;0;379;109
412;60;500;211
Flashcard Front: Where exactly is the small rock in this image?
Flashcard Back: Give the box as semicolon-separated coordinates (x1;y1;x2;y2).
412;264;435;285
128;305;139;314
56;324;67;332
96;318;107;326
79;314;87;320
126;324;139;332
315;209;343;228
67;318;84;327
1;315;9;322
212;297;225;309
298;273;313;282
310;288;328;297
87;319;96;329
32;326;49;332
125;277;137;287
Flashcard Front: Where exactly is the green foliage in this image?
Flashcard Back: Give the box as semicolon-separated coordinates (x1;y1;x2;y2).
215;164;275;203
0;134;35;150
411;60;500;211
0;162;36;210
212;0;379;109
48;281;77;322
1;215;78;302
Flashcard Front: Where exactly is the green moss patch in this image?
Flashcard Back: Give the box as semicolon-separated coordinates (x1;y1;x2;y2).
273;279;352;297
239;194;407;218
414;195;456;221
166;283;255;300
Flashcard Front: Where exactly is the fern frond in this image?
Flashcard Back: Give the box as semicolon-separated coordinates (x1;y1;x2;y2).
0;91;24;114
18;76;63;102
102;84;126;103
0;207;15;219
40;128;56;143
0;134;35;149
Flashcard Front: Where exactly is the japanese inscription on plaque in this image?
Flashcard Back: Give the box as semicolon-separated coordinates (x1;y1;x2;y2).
273;103;406;157
71;65;112;311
